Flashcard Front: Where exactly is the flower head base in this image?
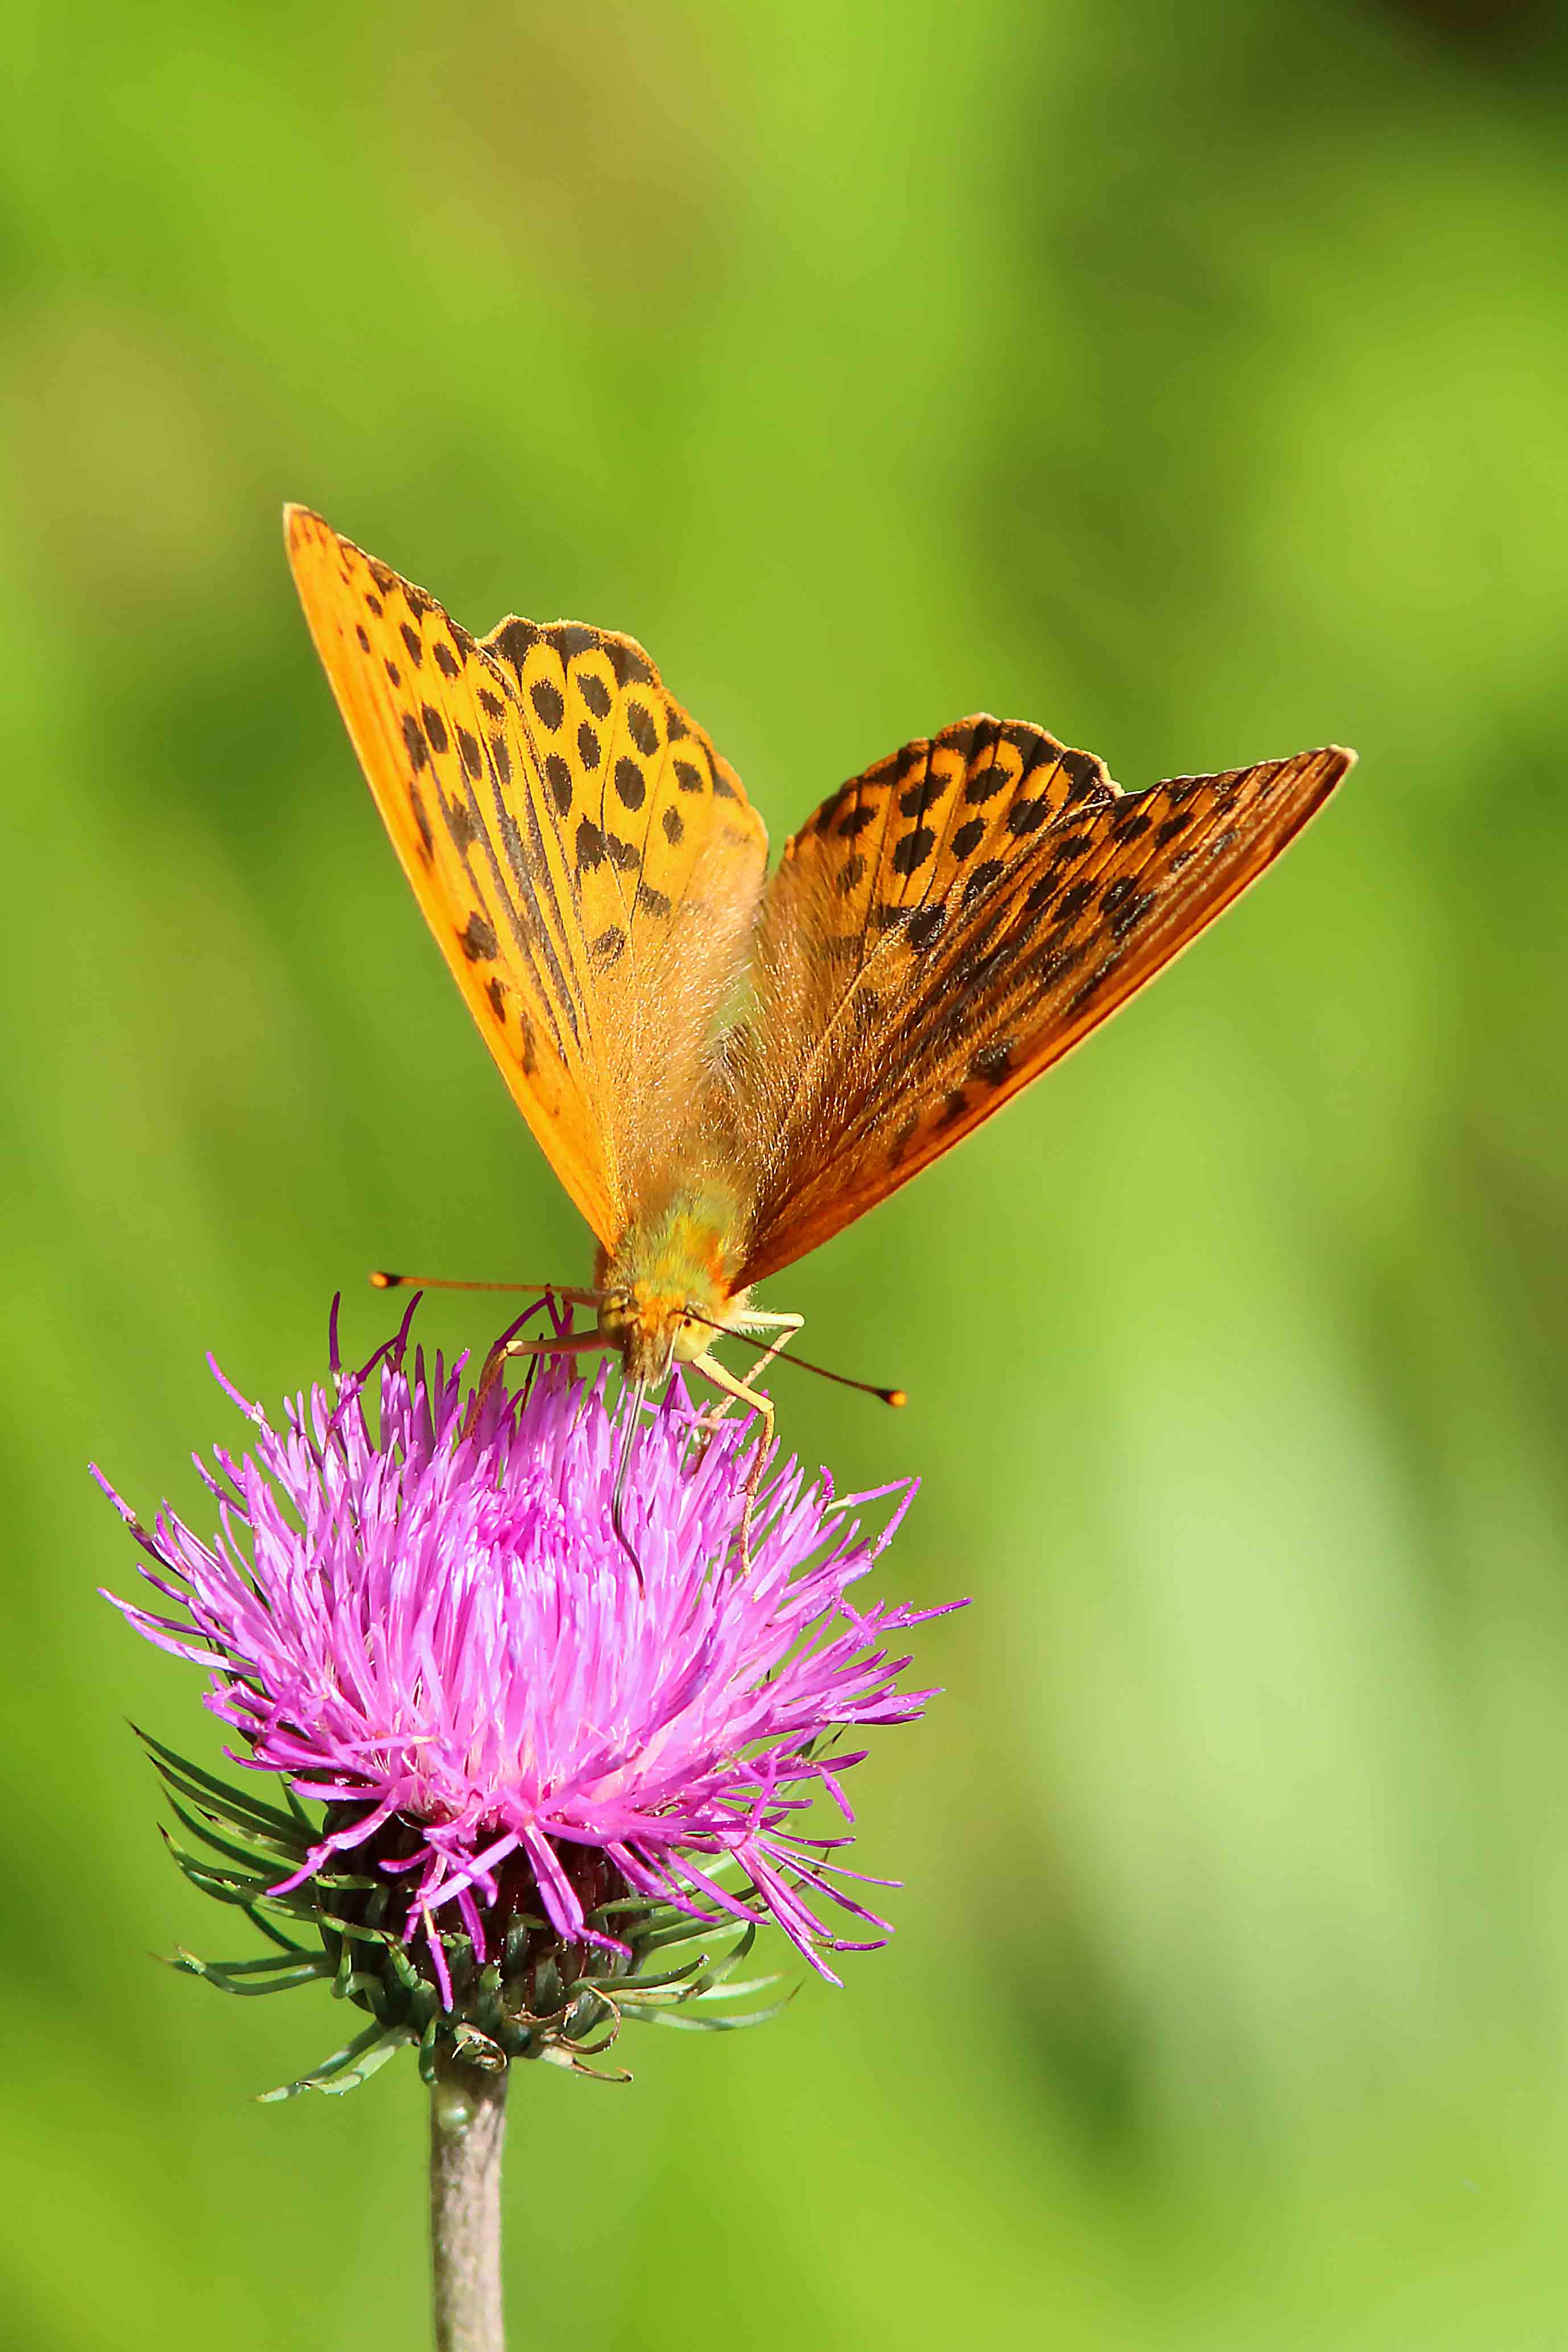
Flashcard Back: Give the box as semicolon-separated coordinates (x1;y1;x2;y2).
100;1302;957;2090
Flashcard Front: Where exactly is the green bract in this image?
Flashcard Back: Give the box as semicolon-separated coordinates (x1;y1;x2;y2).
143;1729;790;2098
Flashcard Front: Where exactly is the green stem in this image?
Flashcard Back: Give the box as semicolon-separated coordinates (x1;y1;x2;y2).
430;2053;510;2352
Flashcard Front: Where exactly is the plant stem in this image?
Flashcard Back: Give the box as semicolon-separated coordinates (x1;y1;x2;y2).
430;2053;510;2352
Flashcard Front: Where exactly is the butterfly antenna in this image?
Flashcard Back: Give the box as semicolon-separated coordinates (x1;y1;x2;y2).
370;1273;606;1300
684;1311;906;1408
610;1378;649;1591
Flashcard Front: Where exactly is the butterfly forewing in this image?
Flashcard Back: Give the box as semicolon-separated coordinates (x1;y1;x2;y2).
286;506;767;1253
731;732;1352;1286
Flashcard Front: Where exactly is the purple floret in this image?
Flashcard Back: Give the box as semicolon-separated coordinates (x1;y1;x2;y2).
99;1299;959;1991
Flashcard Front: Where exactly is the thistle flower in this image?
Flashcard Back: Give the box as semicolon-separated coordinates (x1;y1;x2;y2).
97;1299;957;2093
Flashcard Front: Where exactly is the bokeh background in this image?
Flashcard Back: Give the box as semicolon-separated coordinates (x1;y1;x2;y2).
6;2;1568;2345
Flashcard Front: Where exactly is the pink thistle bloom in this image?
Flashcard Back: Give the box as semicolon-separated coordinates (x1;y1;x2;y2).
98;1301;959;2019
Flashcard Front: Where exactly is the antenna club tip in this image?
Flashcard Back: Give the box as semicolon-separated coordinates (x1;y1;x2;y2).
884;1388;908;1409
369;1270;401;1290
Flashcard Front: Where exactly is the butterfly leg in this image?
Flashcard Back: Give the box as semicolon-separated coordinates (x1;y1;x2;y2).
734;1309;805;1381
690;1330;801;1574
686;1313;804;1471
471;1327;607;1423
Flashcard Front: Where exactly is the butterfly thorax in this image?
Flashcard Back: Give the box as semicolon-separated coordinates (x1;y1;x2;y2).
594;1179;750;1385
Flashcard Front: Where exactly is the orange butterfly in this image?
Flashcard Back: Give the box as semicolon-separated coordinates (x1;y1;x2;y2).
287;505;1352;1449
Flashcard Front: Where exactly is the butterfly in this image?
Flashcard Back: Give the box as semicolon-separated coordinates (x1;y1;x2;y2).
286;504;1352;1463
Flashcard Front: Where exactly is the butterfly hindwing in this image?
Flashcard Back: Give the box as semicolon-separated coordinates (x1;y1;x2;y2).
285;506;766;1251
732;728;1352;1285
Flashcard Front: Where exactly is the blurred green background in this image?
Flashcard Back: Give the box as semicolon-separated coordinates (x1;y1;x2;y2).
6;1;1568;2345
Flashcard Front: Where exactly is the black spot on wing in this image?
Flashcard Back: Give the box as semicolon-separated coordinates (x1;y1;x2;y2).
907;902;947;952
606;637;655;688
899;769;947;820
1051;879;1096;928
444;797;478;852
576;819;604;870
492;620;540;674
892;826;936;877
1049;830;1095;869
401;712;428;772
550;623;599;663
1061;748;1108;802
545;754;572;816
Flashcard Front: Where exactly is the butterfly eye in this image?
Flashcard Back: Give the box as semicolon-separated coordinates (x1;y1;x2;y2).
597;1289;632;1338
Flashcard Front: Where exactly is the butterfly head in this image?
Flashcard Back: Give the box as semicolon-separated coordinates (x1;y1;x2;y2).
595;1281;721;1384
